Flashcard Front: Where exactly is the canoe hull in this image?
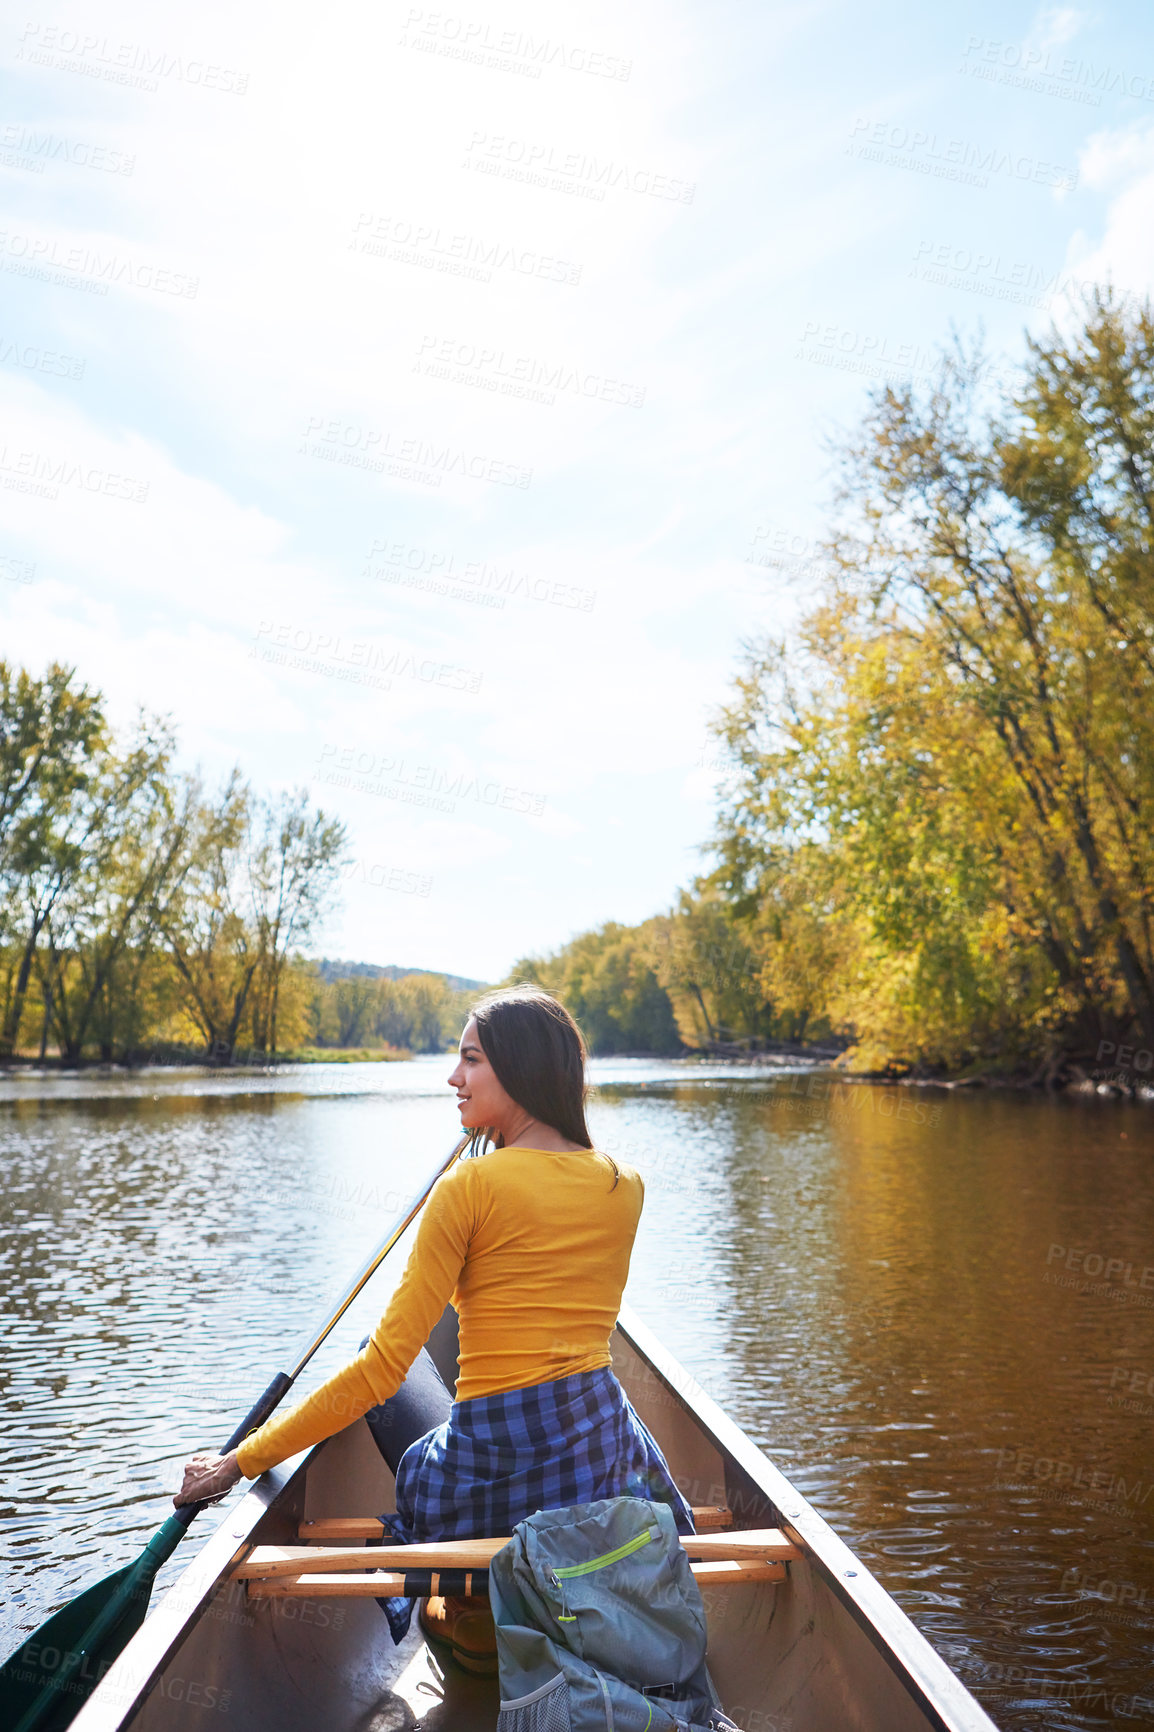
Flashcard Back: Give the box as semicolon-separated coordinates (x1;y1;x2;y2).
68;1309;998;1732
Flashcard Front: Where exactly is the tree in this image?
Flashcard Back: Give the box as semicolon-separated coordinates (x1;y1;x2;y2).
648;889;778;1047
247;790;347;1057
39;720;194;1063
0;664;105;1056
0;664;351;1066
332;975;378;1046
510;924;683;1055
373;973;461;1053
159;774;261;1062
712;293;1154;1072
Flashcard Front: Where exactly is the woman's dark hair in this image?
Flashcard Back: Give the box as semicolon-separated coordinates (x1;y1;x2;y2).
467;985;616;1181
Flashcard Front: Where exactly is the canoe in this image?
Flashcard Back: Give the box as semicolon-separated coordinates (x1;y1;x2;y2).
67;1305;999;1732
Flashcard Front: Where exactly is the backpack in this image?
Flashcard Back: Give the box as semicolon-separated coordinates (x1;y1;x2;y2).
488;1498;740;1732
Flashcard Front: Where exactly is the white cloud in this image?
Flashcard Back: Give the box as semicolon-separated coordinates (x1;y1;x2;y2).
1066;118;1154;298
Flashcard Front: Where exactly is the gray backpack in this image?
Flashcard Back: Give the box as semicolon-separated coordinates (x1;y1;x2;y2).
488;1498;739;1732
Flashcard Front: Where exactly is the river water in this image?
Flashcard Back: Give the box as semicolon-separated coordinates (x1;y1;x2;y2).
2;1059;1152;1730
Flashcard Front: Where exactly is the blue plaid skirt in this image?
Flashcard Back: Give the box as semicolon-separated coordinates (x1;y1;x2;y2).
378;1366;694;1640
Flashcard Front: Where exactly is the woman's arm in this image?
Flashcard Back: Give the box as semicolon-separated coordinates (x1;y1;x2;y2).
174;1164;475;1500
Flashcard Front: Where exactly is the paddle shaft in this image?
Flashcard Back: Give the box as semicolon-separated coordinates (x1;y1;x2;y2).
6;1135;468;1732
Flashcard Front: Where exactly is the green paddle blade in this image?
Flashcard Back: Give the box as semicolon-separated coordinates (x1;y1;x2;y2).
0;1512;195;1732
0;1554;157;1732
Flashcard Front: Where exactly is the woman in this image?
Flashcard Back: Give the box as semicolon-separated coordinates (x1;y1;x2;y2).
175;985;691;1673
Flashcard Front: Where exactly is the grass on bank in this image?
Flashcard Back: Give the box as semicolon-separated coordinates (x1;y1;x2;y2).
280;1045;414;1063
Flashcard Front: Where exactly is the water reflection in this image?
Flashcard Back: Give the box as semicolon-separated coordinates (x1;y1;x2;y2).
1;1063;1152;1732
595;1075;1154;1731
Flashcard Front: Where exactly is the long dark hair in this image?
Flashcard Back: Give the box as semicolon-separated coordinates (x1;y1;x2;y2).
467;986;615;1179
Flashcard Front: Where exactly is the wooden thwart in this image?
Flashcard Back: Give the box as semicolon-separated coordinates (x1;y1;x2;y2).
234;1528;799;1582
297;1503;735;1543
238;1503;798;1602
243;1558;790;1598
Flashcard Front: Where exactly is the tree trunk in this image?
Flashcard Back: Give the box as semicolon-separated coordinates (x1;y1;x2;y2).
221;962;258;1062
268;963;281;1058
0;915;45;1058
689;982;716;1042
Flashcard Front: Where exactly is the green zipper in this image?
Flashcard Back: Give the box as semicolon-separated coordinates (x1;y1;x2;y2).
552;1528;656;1578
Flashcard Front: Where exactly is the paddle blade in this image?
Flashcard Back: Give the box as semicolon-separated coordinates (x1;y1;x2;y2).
0;1561;154;1732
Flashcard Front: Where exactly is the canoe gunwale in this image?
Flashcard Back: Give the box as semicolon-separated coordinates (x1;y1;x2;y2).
615;1303;998;1732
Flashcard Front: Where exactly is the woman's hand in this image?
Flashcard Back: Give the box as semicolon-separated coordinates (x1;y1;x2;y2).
173;1449;243;1507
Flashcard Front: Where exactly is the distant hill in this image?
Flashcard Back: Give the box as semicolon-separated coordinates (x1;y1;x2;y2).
316;959;489;994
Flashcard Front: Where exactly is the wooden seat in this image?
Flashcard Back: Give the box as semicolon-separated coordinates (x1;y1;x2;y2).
297;1503;736;1543
232;1523;800;1598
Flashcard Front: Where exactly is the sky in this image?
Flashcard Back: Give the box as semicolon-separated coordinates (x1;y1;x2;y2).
3;0;1154;982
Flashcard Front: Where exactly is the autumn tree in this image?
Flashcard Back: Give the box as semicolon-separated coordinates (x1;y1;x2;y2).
713;292;1154;1073
40;720;195;1063
510;924;683;1055
0;664;106;1056
247;790;347;1057
157;774;262;1061
648;888;778;1047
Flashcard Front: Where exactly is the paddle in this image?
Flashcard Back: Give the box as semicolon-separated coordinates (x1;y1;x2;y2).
0;1136;468;1732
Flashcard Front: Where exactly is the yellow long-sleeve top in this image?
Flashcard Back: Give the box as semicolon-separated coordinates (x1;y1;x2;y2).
235;1146;643;1479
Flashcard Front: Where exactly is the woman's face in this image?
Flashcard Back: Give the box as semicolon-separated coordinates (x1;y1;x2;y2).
447;1017;517;1133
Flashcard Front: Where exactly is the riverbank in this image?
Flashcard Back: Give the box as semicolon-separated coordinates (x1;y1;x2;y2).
0;1043;414;1072
852;1055;1154;1102
668;1035;1154;1100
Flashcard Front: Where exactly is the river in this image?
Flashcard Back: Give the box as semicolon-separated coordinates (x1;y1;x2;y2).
2;1059;1152;1730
